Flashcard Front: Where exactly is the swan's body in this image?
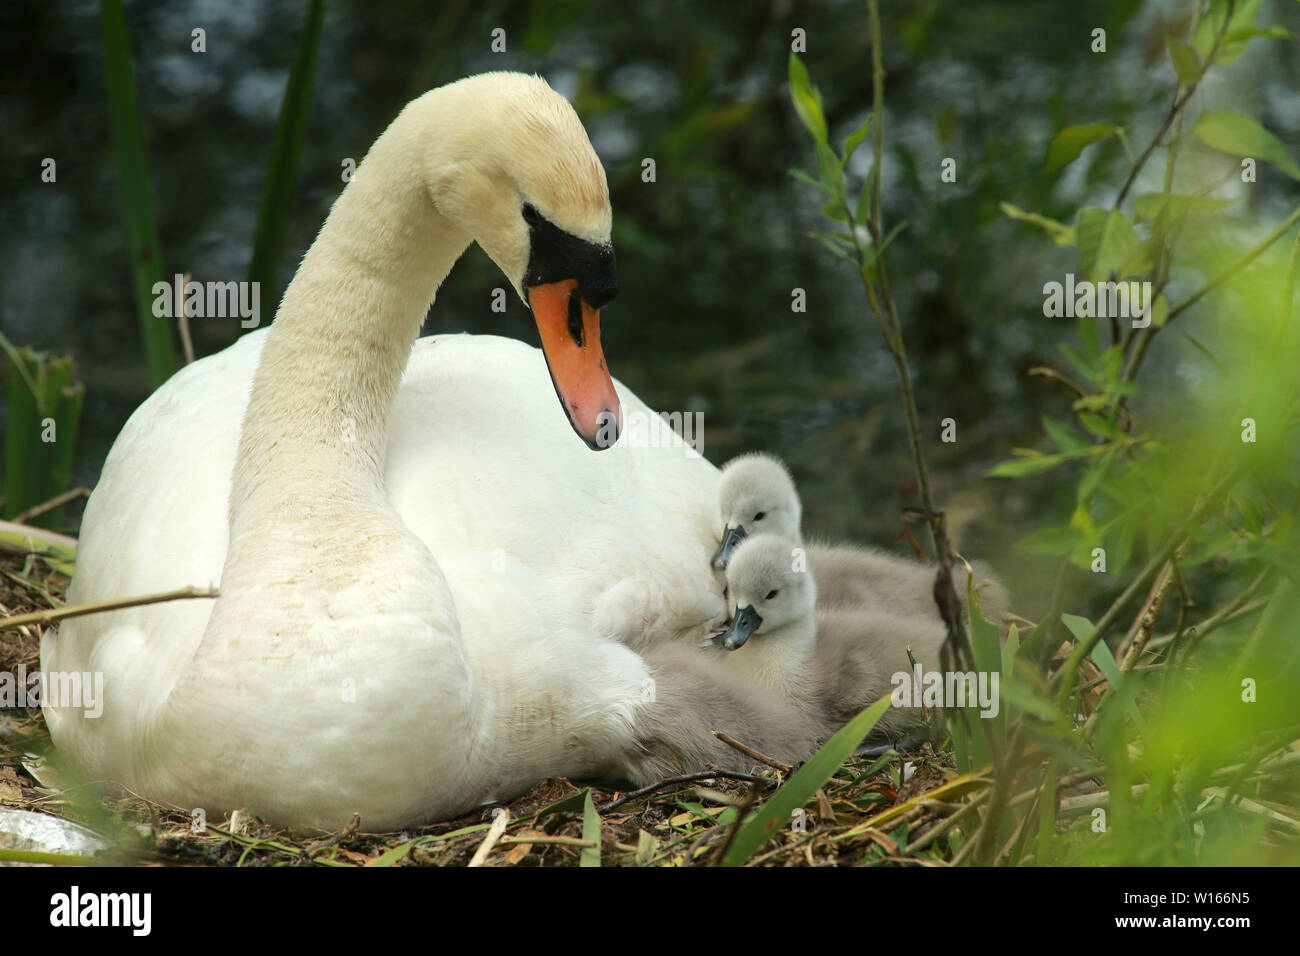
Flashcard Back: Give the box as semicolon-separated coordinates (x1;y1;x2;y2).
41;73;774;830
713;452;1006;622
720;534;948;740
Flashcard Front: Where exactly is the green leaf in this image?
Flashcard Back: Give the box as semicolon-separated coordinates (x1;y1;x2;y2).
721;697;890;866
1108;513;1138;574
100;0;177;387
997;675;1063;722
1077;208;1140;279
248;0;324;330
986;451;1067;478
821;201;849;223
1089;639;1122;688
367;840;416;867
1118;238;1158;279
807;231;853;261
1068;500;1097;540
841;117;871;166
1192;111;1300;180
1224;26;1291;45
1018;525;1082;556
999;202;1077;246
877;220;907;255
535;788;590;826
1043;123;1117;173
1088;639;1148;732
968;574;1003;680
1061;344;1097;384
1000;624;1021;696
1071;394;1112;412
635;830;657;865
1134;191;1235;221
1166;37;1202;85
789;167;832;195
855;169;875;225
1078;412;1126;441
1042;416;1091;455
788;53;828;145
580;790;601;867
1060;613;1095;643
1150;293;1169;328
950;704;971;772
815;140;842;194
1193;0;1263;64
1078;445;1117;503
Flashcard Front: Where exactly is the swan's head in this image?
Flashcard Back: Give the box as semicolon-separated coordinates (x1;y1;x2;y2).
425;72;620;450
712;453;803;567
720;533;816;651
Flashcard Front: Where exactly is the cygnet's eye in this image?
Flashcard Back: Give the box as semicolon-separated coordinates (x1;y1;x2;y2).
754;512;767;522
522;202;541;226
765;589;779;600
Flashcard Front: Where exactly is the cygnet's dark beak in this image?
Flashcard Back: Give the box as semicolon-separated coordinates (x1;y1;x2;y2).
721;604;763;650
711;525;747;569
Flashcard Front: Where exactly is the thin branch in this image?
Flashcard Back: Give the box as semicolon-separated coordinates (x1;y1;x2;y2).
596;770;770;815
712;730;792;773
856;0;972;673
1112;2;1224;212
1028;365;1088;400
11;488;92;526
1;586;219;632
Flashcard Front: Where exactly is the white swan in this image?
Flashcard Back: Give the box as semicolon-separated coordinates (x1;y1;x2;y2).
712;452;1005;622
41;73;783;831
719;534;948;740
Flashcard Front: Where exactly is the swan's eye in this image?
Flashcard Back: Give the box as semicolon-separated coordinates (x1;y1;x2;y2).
765;589;779;600
754;512;766;522
522;203;541;226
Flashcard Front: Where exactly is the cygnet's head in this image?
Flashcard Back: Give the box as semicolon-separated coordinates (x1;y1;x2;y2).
712;453;803;568
720;534;816;651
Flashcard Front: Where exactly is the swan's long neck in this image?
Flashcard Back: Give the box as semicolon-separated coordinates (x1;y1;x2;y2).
231;97;468;527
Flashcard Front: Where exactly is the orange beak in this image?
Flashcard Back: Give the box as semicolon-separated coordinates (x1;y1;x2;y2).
528;279;622;450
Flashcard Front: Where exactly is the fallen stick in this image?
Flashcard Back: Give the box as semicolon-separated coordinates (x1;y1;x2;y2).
1;586;219;632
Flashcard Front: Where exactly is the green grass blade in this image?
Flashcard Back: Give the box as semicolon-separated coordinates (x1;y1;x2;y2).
247;0;324;328
48;381;85;529
367;840;416;867
721;697;891;866
3;346;39;519
580;789;601;867
99;0;176;387
0;849;111;866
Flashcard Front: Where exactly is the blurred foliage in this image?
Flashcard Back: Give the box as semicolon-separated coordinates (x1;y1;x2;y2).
99;0;177;387
16;0;1300;626
1;334;85;530
786;0;1300;864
